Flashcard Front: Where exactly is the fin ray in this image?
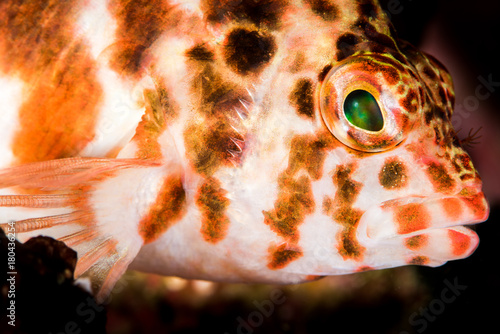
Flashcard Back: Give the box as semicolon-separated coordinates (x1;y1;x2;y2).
0;157;159;300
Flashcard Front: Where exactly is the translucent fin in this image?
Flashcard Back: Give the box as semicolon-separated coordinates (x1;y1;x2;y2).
0;157;161;302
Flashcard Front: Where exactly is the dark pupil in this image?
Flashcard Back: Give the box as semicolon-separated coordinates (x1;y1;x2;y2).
343;90;383;131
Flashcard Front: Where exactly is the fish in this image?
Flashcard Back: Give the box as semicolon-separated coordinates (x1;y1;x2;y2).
0;0;489;302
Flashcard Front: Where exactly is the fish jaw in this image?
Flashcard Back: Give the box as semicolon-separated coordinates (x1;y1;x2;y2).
357;188;489;267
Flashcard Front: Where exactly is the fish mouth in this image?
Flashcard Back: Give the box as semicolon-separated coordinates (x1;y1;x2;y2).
357;189;489;260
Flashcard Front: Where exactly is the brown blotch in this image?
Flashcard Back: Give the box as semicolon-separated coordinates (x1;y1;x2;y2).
289;78;315;119
184;119;244;175
192;65;240;117
185;44;214;61
379;157;408;189
196;177;231;243
185;63;247;175
267;243;303;270
288;132;337;180
304;0;338;21
201;0;287;28
223;28;276;75
358;0;378;18
326;164;366;260
459;174;474;182
399;89;418;112
408;256;429;265
336;33;361;61
263;175;315;243
405;235;428;250
318;64;333;82
424;110;434;125
133;86;175;160
109;0;175;76
334;207;364;259
395;203;430;235
263;131;336;267
426;162;455;194
333;164;362;205
139;174;186;243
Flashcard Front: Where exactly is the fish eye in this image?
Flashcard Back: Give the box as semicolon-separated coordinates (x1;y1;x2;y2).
343;90;383;132
319;55;418;152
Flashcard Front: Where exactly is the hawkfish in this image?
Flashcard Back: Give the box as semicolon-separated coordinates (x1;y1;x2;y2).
0;0;489;302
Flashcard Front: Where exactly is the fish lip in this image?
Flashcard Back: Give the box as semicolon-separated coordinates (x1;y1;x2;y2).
357;190;490;242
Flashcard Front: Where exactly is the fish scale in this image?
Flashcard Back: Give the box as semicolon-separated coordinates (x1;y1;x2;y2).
0;0;489;302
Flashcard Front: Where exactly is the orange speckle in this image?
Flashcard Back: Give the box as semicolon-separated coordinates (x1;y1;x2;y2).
395;203;430;234
448;229;470;256
139;174;186;243
442;197;463;221
405;234;428;250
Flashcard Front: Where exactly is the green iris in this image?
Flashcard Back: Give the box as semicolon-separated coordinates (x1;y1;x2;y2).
343;90;384;131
